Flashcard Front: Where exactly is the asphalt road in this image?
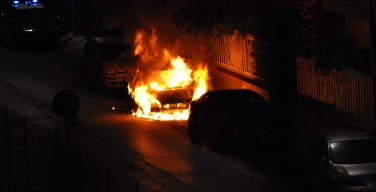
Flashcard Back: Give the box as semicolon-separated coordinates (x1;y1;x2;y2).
1;33;370;192
0;35;289;192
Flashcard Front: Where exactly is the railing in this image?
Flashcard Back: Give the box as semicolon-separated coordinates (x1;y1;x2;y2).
0;106;142;192
180;34;259;80
181;33;374;125
297;57;374;125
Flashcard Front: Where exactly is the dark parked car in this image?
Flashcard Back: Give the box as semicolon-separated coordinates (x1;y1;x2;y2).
187;89;279;152
0;0;64;48
300;128;376;192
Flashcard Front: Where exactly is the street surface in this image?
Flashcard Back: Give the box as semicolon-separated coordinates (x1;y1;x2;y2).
0;35;300;192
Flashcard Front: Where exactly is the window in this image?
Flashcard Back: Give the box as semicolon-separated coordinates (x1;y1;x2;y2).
330;139;376;164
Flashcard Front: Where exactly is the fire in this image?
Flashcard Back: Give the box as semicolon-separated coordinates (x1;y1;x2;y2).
161;56;193;88
192;64;209;101
128;28;210;121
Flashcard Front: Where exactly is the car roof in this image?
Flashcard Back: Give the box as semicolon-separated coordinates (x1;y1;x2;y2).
89;36;124;45
319;129;375;142
204;89;257;95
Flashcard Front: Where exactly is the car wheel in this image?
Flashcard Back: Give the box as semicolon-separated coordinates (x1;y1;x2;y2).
3;31;17;49
188;122;202;146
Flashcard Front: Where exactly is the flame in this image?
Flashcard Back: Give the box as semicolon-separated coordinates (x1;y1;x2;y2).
129;27;210;121
134;28;160;63
161;56;192;88
192;64;209;101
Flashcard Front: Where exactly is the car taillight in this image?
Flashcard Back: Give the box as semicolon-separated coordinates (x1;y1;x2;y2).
105;70;115;75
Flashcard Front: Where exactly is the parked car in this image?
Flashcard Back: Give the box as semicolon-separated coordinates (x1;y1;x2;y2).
187;89;280;152
299;128;376;192
80;36;139;90
0;0;64;48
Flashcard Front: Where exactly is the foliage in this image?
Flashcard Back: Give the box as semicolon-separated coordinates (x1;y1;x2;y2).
297;3;356;74
171;0;300;79
172;0;359;76
171;0;301;122
171;0;275;39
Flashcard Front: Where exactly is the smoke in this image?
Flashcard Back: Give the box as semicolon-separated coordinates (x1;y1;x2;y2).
87;0;214;77
90;0;188;46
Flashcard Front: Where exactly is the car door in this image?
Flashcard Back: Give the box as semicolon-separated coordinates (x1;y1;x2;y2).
196;95;220;140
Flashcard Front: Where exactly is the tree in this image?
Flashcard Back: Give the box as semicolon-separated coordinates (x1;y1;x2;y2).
297;1;356;73
172;0;301;129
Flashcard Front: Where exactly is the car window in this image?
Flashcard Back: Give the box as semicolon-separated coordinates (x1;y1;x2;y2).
98;43;126;61
198;90;268;113
13;8;53;22
330;139;376;164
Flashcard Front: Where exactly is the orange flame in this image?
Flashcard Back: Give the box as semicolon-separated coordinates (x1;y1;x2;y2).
192;64;209;101
129;27;210;121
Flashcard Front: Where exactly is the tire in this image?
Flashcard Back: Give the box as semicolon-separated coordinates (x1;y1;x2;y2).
188;120;202;145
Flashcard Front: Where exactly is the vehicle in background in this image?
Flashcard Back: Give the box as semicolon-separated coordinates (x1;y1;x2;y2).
0;0;65;49
187;89;281;152
299;128;376;192
80;36;139;90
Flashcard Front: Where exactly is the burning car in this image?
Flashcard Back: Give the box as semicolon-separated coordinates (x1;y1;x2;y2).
126;27;210;120
128;58;208;120
80;36;139;90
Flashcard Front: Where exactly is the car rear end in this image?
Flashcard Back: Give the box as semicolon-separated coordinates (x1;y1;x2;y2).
100;63;136;88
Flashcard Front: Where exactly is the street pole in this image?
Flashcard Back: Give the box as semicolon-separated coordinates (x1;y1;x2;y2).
70;0;77;35
369;0;376;134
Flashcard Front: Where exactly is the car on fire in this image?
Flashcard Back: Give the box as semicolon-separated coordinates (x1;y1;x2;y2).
128;60;195;113
299;128;376;192
0;0;65;48
187;89;280;152
80;36;139;90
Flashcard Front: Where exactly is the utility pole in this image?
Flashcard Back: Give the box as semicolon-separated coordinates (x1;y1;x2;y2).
369;0;376;134
70;0;77;35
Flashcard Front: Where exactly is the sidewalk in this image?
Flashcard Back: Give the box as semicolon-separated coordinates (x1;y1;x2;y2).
292;98;375;149
0;79;196;192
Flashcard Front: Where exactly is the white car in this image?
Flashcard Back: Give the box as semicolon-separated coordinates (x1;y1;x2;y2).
300;128;376;192
80;36;139;90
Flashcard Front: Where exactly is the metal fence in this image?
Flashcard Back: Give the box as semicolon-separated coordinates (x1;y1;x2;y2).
181;34;259;80
297;57;374;125
0;106;58;192
0;106;145;192
181;34;374;125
